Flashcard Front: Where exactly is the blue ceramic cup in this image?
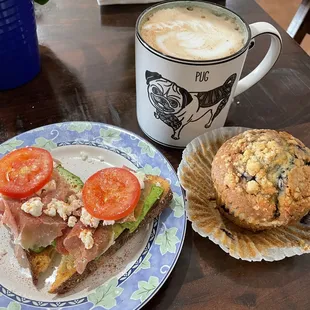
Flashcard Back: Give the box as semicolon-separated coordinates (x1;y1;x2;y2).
0;0;40;90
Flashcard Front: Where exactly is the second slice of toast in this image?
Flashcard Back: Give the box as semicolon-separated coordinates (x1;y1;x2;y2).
49;175;173;294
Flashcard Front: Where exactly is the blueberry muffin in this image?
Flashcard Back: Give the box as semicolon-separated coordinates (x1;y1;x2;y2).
211;129;310;231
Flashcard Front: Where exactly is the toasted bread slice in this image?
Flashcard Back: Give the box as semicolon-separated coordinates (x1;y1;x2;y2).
25;165;83;284
49;175;173;294
26;246;56;285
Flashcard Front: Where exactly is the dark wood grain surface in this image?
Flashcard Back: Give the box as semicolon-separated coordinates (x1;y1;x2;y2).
0;0;310;309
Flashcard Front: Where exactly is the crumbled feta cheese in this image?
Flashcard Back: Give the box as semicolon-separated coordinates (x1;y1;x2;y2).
79;229;94;250
43;203;57;217
21;198;43;217
36;180;57;195
46;199;71;221
80;208;100;228
67;194;77;204
70;199;83;210
155;182;161;187
68;216;77;227
68;194;83;210
44;195;84;221
80;151;88;161
130;171;146;189
102;220;115;226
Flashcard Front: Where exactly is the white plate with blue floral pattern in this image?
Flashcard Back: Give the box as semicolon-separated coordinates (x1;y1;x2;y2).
0;122;186;310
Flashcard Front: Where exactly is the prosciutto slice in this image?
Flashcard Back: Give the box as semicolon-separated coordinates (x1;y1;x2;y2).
0;169;71;250
0;198;19;238
41;170;74;205
63;221;114;274
14;244;30;268
55;227;71;255
0;198;67;249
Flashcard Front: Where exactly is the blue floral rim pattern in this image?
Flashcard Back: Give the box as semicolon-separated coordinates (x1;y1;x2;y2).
0;122;186;310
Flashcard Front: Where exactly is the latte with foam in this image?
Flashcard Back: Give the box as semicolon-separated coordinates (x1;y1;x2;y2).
140;4;247;61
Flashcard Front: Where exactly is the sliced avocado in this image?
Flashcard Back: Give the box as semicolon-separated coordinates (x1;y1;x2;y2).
113;186;163;236
112;224;125;240
55;165;84;193
30;246;46;254
30;240;56;253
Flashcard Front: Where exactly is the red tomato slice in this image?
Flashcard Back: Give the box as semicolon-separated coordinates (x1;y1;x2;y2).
0;147;53;199
82;167;141;221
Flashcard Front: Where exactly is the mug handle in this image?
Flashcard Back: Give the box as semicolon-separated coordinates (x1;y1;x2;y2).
234;22;282;97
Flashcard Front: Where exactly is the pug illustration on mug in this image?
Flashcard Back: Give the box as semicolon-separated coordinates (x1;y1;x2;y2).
146;70;237;140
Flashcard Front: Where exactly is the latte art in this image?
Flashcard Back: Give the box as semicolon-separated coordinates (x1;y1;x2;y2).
140;6;247;61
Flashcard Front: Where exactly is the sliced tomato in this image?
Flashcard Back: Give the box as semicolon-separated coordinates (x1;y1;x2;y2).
0;147;53;199
82;167;141;221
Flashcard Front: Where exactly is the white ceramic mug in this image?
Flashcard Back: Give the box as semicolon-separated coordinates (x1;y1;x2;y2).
135;0;282;148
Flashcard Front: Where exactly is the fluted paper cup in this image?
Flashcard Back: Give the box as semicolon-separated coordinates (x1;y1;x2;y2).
178;127;310;262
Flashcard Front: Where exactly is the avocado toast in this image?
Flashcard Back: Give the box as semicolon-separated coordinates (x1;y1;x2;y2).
0;148;173;294
49;173;172;294
0;147;84;285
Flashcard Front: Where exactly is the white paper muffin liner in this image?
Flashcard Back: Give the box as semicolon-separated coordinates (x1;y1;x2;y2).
177;127;310;262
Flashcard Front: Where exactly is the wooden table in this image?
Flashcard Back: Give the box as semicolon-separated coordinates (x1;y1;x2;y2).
1;0;310;309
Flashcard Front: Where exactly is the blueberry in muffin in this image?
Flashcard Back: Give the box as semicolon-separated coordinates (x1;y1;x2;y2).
211;129;310;231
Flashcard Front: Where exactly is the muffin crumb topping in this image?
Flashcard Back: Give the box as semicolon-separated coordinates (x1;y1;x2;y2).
211;129;310;231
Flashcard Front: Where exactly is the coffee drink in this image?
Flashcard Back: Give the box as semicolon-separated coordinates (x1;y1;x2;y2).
140;4;247;61
136;1;282;147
